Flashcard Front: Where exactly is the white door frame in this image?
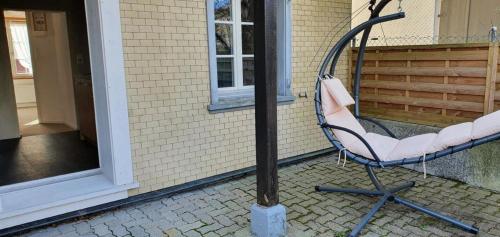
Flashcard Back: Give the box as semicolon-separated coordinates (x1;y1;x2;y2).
85;0;134;185
0;0;137;229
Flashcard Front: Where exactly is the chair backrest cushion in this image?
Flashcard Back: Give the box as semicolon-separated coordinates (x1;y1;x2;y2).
321;78;355;116
321;78;365;147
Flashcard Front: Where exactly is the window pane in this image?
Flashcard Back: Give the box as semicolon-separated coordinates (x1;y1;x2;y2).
9;22;33;75
243;58;254;86
215;24;233;55
214;0;232;21
241;0;254;22
217;58;234;88
241;25;253;55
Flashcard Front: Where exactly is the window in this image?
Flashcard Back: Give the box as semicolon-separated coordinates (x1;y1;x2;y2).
214;0;254;93
207;0;293;110
5;19;33;78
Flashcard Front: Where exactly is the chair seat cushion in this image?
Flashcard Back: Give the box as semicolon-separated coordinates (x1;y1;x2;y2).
435;122;473;149
346;133;399;161
325;108;367;147
387;134;439;161
472;110;500;139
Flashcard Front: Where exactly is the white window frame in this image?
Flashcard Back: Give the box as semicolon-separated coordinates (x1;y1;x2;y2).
207;0;292;104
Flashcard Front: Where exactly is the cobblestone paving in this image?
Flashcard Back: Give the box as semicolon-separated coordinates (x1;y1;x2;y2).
20;155;500;237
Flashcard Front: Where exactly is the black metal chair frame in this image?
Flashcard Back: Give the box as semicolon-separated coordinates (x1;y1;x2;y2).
313;1;499;236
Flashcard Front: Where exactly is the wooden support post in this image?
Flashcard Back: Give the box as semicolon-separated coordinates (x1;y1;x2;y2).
254;0;279;207
251;1;286;236
404;49;410;112
443;48;451;116
484;42;499;114
375;50;380;109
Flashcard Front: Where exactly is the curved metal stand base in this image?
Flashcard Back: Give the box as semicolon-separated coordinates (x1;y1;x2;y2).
315;166;479;237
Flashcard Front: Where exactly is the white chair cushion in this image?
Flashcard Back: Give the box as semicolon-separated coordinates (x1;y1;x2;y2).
435;122;473;149
322;78;355;108
321;81;341;116
472;110;500;139
346;133;399;160
388;134;440;161
325;107;367;147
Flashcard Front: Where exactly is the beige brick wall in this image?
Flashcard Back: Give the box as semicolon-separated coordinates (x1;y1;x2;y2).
119;0;351;195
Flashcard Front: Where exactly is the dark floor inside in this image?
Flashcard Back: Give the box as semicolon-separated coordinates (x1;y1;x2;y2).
0;131;99;186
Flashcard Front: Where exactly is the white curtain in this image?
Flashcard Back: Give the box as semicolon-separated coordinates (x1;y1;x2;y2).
9;22;33;73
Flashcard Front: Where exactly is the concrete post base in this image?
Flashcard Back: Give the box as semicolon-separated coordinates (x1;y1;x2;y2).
250;204;287;237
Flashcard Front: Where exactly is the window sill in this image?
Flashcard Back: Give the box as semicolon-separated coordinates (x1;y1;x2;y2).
208;95;296;113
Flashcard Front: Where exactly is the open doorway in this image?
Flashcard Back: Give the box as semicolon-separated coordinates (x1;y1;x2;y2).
0;7;99;186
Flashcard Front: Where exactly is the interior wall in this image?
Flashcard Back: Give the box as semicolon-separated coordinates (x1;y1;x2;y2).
13;79;37;107
0;11;21;140
53;12;78;129
27;11;77;129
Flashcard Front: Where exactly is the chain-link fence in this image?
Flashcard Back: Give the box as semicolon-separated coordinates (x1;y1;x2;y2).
351;0;500;47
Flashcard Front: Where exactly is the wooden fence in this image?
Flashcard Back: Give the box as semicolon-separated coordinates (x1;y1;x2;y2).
350;43;500;127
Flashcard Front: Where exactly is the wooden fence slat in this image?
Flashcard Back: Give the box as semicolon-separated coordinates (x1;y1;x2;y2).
355;50;489;61
360;67;487;78
484;42;499;114
495;91;500;101
361;81;485;95
361;94;484;112
361;108;473;128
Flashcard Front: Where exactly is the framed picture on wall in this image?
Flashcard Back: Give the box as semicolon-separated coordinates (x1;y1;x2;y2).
32;12;47;32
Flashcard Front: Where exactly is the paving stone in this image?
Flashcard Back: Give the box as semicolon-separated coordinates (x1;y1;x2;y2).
92;223;111;236
202;232;221;237
56;224;76;234
178;221;205;233
143;226;165;237
24;229;61;237
196;222;224;234
74;222;92;235
214;225;241;236
179;212;198;224
76;234;98;237
183;230;202;237
127;226;149;237
57;231;80;237
214;215;235;227
162;228;181;237
108;225;129;237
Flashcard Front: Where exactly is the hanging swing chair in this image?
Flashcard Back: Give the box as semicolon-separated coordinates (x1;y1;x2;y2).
314;0;500;236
